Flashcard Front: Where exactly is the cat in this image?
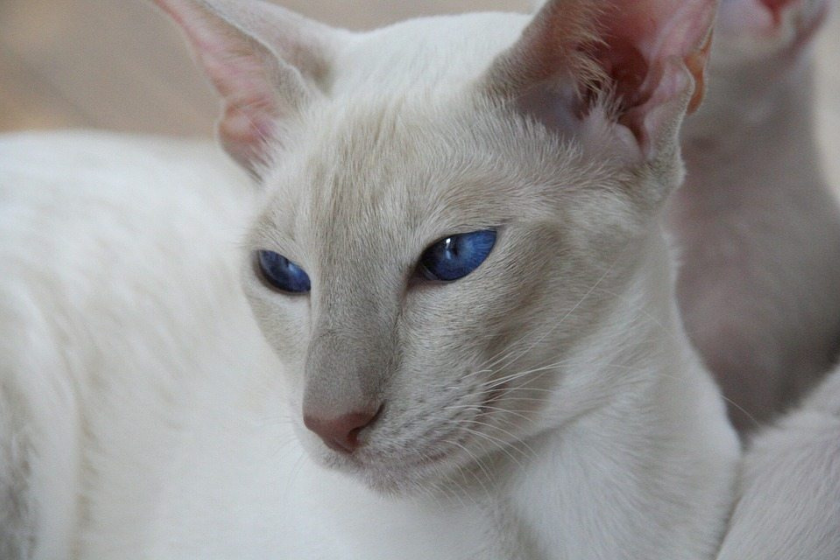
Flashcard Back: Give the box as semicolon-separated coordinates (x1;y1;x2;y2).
671;2;840;555
0;132;254;559
1;0;744;558
716;360;840;559
670;0;840;433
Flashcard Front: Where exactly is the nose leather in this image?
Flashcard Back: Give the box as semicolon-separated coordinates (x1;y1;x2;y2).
303;409;379;453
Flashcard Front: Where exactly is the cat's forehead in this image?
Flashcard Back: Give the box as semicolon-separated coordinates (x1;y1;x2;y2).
262;96;460;241
331;13;531;94
258;92;593;253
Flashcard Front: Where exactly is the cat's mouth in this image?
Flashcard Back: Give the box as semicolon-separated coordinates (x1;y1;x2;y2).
309;405;520;494
295;377;536;494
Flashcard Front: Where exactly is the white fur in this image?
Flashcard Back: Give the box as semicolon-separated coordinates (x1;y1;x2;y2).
716;362;840;559
0;3;742;559
0;131;254;558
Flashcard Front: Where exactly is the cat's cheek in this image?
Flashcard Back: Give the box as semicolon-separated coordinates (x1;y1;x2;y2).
241;282;311;371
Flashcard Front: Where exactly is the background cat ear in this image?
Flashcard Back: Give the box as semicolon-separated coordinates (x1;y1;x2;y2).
152;0;348;175
716;0;828;59
483;0;719;161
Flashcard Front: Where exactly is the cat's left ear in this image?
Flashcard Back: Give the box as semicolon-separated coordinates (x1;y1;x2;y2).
151;0;349;176
482;0;718;162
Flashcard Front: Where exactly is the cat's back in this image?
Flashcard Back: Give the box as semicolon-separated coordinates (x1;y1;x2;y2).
0;130;253;356
0;130;254;387
0;130;255;559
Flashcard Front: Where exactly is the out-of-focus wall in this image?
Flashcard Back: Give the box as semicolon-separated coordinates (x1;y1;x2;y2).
0;0;837;186
0;0;530;135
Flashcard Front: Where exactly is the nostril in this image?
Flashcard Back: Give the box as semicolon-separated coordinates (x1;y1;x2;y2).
346;425;365;449
303;405;382;454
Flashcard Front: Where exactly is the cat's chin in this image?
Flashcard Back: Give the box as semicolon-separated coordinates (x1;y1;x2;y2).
312;443;480;496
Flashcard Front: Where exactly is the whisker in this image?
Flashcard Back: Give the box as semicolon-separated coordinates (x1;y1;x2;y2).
445;438;494;496
455;425;530;469
457;420;538;464
486;257;621;373
445;403;531;424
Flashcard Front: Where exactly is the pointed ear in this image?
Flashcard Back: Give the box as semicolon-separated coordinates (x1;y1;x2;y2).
151;0;348;175
483;0;718;162
716;0;828;58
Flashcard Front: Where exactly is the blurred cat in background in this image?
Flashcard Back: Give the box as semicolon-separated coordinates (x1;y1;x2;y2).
673;0;840;432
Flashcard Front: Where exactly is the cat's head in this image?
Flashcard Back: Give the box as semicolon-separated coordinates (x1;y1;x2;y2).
682;0;826;144
155;0;717;493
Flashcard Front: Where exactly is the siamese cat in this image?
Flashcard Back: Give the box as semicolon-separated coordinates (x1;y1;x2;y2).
1;0;741;558
6;0;840;558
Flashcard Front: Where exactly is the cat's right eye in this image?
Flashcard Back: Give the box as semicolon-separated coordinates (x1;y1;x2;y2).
417;230;497;282
256;250;311;294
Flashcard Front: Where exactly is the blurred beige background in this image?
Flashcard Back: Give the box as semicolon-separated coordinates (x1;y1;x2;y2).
0;0;837;182
0;0;530;134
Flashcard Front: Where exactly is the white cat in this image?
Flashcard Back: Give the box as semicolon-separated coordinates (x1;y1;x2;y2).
716;359;840;559
0;132;254;559
1;0;744;558
671;0;840;432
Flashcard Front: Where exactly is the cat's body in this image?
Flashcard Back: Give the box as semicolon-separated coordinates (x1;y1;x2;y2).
0;132;254;559
671;0;840;431
1;0;741;558
717;360;840;559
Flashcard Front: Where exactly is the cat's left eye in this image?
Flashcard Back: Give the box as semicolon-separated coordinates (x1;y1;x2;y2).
256;250;311;294
417;230;497;282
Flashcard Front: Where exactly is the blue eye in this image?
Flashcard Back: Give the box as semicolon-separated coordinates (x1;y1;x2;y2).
256;250;311;294
418;230;497;282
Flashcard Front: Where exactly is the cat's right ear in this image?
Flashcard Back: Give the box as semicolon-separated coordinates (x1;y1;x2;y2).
482;0;719;164
151;0;349;176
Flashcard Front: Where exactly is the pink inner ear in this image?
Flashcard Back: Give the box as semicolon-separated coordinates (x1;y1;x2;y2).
161;4;285;126
218;100;278;170
594;0;716;114
592;37;650;115
152;0;324;174
762;0;801;25
718;0;786;33
576;0;716;153
199;47;283;139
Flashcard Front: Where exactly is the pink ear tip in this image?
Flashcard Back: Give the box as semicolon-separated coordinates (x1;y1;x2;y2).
757;0;829;27
760;0;799;20
719;0;828;49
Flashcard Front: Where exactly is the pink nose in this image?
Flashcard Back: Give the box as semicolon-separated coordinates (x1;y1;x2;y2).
303;409;379;453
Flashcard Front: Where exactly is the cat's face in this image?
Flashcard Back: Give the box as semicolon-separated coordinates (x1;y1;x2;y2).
242;92;648;491
155;0;717;493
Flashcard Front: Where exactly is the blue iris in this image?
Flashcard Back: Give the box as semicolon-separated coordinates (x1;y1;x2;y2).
418;230;497;282
256;250;311;294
